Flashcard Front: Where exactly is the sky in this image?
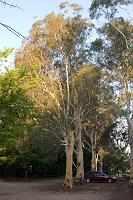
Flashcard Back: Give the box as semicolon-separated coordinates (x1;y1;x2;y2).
0;0;133;66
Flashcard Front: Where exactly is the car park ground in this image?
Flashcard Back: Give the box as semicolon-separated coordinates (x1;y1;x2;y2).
0;178;133;200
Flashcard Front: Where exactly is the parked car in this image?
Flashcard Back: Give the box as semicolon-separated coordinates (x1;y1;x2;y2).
84;171;117;183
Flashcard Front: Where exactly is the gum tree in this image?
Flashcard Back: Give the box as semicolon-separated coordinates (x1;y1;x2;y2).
15;2;91;188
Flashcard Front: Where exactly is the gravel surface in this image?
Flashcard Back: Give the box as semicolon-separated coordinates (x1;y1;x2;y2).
0;178;132;200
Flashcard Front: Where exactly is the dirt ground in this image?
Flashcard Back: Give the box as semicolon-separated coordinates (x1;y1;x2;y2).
0;178;133;200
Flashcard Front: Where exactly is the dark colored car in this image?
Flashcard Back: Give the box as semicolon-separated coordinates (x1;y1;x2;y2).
84;171;117;183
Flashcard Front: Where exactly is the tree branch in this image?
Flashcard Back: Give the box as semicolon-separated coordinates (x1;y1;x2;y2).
0;22;31;42
97;5;129;49
0;0;23;10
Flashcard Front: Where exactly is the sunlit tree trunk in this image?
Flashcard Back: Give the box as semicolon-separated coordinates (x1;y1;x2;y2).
63;130;74;189
91;150;97;171
126;93;133;185
63;58;75;189
75;116;84;182
73;90;84;182
127;110;133;185
91;133;98;171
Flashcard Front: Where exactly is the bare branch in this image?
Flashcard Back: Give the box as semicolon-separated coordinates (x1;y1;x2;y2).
42;85;64;113
73;147;78;155
73;161;77;169
112;21;129;49
83;138;92;152
32;117;61;139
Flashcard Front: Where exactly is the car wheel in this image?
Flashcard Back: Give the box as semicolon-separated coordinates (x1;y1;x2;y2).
86;178;91;183
108;178;112;183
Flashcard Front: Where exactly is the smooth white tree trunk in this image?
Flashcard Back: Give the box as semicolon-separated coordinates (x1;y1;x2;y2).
75;122;84;182
128;119;133;185
91;149;98;171
126;95;133;185
73;93;84;182
91;133;98;171
63;130;74;189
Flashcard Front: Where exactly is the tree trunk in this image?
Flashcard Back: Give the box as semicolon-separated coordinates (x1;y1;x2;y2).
91;149;97;171
128;121;133;185
25;168;28;180
130;145;133;185
73;96;84;182
98;148;107;172
63;130;74;189
126;95;133;185
75;119;84;182
91;133;97;171
99;159;103;172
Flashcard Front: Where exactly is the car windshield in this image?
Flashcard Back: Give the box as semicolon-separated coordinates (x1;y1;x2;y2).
100;172;106;176
86;172;108;176
94;172;107;176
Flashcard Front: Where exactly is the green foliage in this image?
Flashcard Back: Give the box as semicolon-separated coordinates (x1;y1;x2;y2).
13;126;64;172
0;48;14;63
0;48;14;73
0;65;41;166
89;18;133;89
89;1;132;179
59;1;83;15
100;120;129;175
104;149;129;175
89;0;132;19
